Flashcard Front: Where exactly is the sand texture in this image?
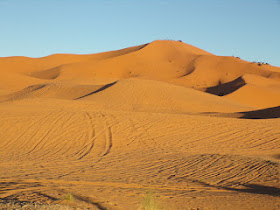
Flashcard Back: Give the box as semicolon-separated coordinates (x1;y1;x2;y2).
0;40;280;209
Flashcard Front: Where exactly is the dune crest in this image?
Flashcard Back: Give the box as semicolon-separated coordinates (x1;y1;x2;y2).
1;40;279;100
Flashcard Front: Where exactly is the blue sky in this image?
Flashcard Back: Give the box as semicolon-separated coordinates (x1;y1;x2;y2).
0;0;279;66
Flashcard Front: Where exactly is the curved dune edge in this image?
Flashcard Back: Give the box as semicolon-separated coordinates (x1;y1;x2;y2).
0;78;251;114
223;74;280;109
1;40;279;92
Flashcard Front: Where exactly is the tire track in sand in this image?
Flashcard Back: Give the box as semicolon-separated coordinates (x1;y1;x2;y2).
99;113;113;157
76;112;96;160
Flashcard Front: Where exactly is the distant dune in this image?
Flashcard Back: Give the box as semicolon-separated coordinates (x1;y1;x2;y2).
0;40;280;209
1;40;280;109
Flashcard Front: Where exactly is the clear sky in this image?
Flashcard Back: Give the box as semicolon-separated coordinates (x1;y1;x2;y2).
0;0;279;66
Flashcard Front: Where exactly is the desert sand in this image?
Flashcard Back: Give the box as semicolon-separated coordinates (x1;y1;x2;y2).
0;40;280;209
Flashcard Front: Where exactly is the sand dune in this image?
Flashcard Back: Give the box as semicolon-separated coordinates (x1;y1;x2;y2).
0;82;110;101
1;78;250;114
78;78;250;113
0;40;280;209
224;74;280;108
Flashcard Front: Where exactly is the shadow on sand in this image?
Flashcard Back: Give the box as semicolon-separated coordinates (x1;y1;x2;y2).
197;181;280;197
0;180;108;210
75;81;117;100
201;106;280;120
206;76;246;96
239;106;280;119
223;184;280;197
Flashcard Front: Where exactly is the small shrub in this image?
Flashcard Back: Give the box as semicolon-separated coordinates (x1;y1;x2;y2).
65;193;73;201
251;61;269;66
143;191;160;210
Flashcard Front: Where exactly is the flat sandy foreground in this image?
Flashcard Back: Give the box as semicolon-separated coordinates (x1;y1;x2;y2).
0;40;280;209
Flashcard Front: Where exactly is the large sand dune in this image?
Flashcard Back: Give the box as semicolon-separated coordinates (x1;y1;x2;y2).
0;40;280;209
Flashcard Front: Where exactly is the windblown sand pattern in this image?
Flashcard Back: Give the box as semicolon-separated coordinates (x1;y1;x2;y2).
0;40;280;209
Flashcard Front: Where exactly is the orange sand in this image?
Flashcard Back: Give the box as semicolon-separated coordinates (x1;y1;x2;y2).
0;40;280;209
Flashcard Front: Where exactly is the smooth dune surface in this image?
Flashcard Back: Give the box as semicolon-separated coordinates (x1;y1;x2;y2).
1;40;280;209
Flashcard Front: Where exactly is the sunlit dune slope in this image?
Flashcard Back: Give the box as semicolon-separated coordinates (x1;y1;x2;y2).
0;43;147;92
224;75;280;108
24;40;280;87
0;78;250;113
78;78;250;113
1;40;279;110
